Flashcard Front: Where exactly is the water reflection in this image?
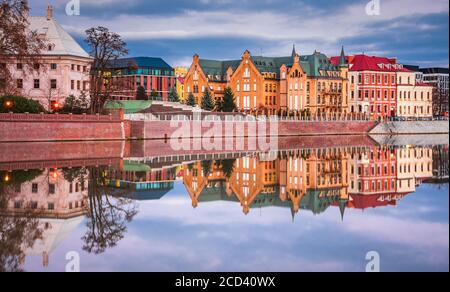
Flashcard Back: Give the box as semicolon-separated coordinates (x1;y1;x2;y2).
0;144;448;272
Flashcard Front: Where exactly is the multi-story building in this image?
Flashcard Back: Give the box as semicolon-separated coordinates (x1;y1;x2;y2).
332;54;404;118
174;66;188;102
184;47;349;115
397;70;433;118
105;57;176;101
396;146;433;194
0;6;91;110
420;67;449;116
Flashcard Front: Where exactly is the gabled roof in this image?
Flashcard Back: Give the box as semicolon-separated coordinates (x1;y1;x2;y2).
107;57;173;70
28;16;90;58
198;51;342;81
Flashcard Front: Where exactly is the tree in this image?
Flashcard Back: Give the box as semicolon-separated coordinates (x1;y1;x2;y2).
82;167;138;254
0;95;45;113
169;88;180;102
0;0;47;96
85;27;128;113
60;93;89;114
221;87;237;112
150;89;159;100
136;86;147;101
187;92;196;107
201;89;215;111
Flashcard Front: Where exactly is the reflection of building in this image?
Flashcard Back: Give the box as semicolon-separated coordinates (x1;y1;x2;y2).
106;161;177;201
1;168;88;268
432;145;449;182
1;6;91;109
182;146;440;217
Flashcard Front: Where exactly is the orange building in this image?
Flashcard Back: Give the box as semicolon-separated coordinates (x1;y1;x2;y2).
184;46;349;115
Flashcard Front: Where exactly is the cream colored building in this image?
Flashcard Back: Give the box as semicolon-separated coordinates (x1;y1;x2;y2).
396;147;433;193
397;71;433;118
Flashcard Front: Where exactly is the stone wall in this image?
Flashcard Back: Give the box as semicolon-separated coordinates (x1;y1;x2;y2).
370;121;449;135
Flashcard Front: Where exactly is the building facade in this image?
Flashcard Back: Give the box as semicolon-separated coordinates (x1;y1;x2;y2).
175;66;188;102
397;71;433;118
184;47;349;115
420;67;449;116
105;57;175;101
0;6;91;110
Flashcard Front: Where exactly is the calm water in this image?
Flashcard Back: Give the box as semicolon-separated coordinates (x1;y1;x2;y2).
0;142;448;272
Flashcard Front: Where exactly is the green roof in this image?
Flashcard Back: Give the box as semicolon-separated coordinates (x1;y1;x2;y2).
198;51;342;81
123;160;152;172
104;100;152;114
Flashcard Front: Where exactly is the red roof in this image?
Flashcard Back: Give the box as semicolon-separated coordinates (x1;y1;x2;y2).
330;54;411;72
347;192;411;209
177;77;185;84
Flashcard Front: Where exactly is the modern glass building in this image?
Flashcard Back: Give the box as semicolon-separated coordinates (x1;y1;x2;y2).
106;57;175;101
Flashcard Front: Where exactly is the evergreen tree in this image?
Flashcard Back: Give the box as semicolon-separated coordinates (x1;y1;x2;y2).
201;89;215;111
221;87;237;112
168;88;180;102
187;93;196;107
136;86;147;100
150;89;159;100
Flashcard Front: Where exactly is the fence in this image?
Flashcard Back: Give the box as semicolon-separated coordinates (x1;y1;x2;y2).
0;112;122;122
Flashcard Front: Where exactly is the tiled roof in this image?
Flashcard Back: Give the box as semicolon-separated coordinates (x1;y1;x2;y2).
28;16;90;58
198;51;341;81
331;54;411;72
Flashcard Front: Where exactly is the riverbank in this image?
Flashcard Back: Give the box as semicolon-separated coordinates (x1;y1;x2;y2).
370;120;449;135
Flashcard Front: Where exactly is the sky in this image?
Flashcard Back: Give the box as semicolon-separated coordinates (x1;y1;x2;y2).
28;0;449;68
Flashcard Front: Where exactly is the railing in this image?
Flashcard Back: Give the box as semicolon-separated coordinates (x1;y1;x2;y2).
0;112;122;122
125;112;374;122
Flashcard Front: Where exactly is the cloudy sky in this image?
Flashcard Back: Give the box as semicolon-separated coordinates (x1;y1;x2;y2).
29;0;449;68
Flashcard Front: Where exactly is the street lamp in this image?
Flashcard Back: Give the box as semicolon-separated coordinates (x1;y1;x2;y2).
3;99;13;110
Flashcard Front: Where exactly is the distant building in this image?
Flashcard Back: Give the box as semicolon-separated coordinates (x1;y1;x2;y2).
420;67;449;115
106;57;175;101
0;6;91;110
174;66;188;101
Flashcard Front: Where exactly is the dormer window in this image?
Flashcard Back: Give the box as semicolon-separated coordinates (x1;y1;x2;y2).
378;64;384;69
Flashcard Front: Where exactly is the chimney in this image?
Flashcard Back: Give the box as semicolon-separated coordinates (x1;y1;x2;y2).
46;5;53;20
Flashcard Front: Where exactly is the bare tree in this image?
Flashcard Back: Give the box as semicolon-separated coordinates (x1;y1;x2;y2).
85;27;128;113
82;167;137;254
0;0;46;96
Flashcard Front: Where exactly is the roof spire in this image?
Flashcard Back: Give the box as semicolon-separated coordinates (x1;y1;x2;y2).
339;45;347;66
292;44;297;59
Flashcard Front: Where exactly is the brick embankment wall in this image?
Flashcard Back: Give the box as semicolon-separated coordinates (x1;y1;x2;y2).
0;113;130;142
370;121;449;135
0;141;128;170
131;120;377;140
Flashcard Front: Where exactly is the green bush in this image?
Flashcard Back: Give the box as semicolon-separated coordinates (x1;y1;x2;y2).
0;95;46;114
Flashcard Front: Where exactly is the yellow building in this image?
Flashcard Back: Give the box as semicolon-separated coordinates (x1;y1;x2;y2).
175;66;188;102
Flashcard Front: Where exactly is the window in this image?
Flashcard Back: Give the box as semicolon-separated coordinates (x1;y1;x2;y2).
71;64;75;71
77;65;81;71
34;79;40;89
48;203;55;210
34;63;40;70
50;79;57;89
31;202;38;210
32;183;38;193
49;184;55;194
17;63;23;70
77;80;81;90
17;79;23;89
14;201;22;209
71;80;75;90
51;63;57;70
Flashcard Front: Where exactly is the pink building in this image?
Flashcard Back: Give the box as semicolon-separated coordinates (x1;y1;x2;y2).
3;6;92;110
